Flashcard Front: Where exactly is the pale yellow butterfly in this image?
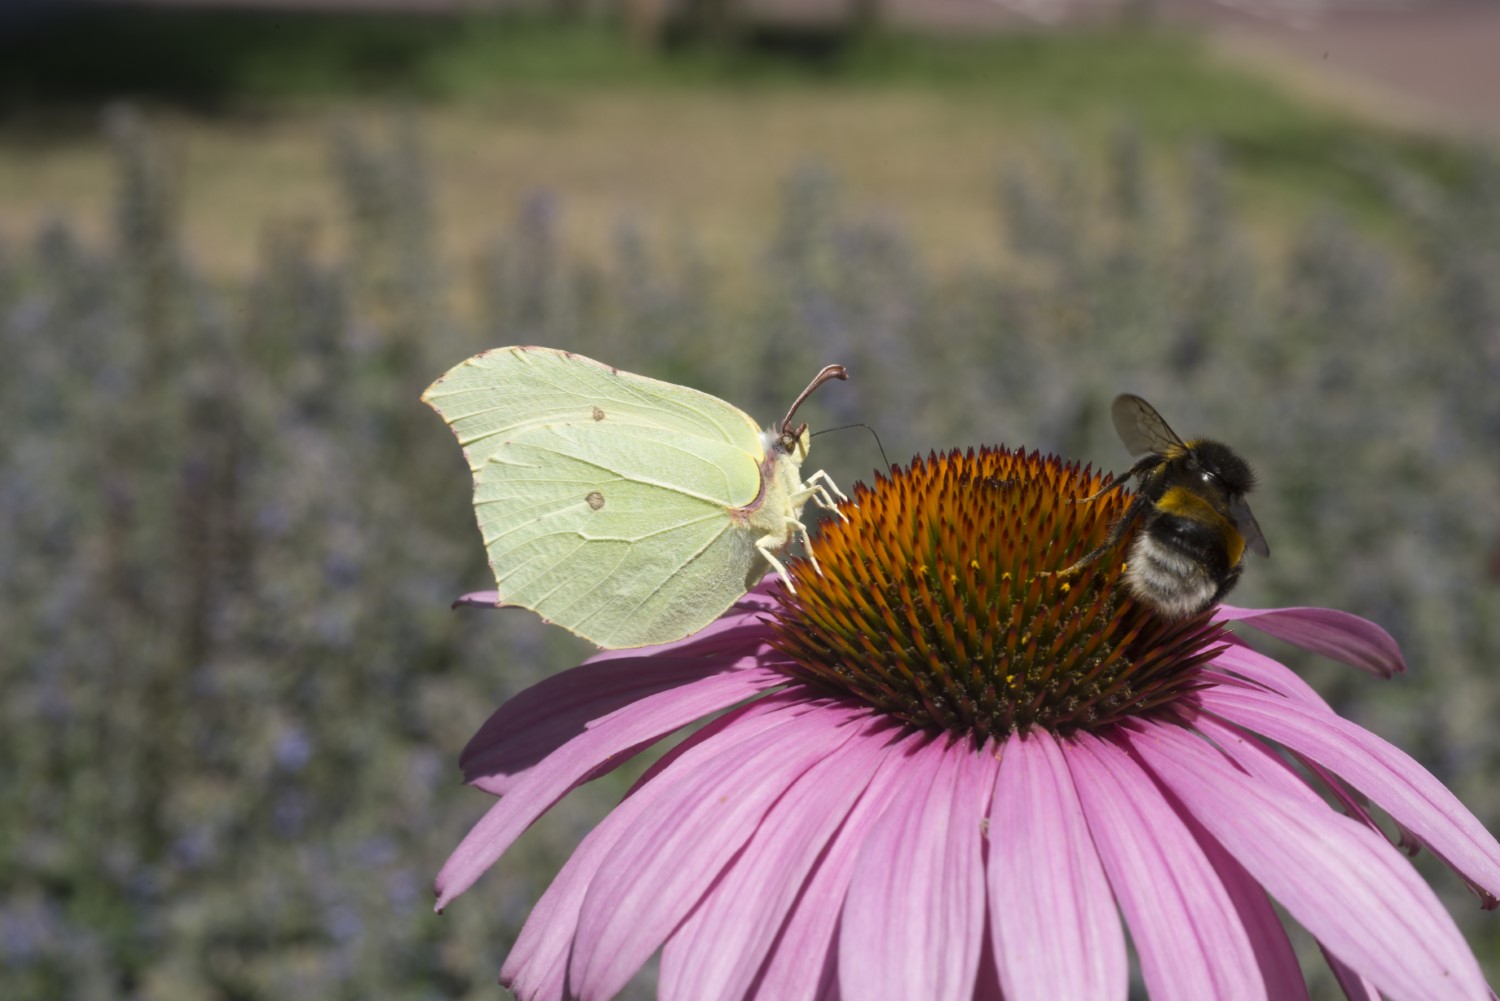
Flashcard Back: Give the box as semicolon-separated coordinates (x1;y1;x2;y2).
423;346;848;649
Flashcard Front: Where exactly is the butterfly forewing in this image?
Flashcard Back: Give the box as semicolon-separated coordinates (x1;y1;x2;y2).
423;346;766;472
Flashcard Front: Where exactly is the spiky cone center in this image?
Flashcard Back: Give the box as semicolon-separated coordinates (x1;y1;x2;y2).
771;447;1228;742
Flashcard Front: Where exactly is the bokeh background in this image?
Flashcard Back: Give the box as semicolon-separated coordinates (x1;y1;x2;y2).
2;1;1499;998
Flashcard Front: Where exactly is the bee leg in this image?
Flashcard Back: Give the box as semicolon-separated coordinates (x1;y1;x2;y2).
1046;542;1112;580
1070;478;1121;505
1041;495;1148;579
1069;456;1152;505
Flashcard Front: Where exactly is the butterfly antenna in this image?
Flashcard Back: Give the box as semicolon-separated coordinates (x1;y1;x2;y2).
814;422;891;476
780;364;848;448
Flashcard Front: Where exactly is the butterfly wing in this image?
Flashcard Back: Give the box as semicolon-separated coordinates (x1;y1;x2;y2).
422;345;764;471
423;346;772;649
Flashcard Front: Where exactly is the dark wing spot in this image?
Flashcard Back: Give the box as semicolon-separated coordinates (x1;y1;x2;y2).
592;406;605;421
586;491;605;510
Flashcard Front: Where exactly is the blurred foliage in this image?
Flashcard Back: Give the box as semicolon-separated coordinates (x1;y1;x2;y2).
0;11;1466;220
2;104;1499;1000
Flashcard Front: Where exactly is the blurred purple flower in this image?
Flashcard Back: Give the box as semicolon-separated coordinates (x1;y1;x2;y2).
437;449;1500;1001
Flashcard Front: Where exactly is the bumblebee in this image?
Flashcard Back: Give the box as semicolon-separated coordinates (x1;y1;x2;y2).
1062;394;1269;618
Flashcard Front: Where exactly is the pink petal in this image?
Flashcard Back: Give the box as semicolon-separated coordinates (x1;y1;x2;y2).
452;589;503;609
747;730;927;1001
1198;713;1426;861
1126;720;1489;1001
838;736;995;1001
1215;604;1405;677
1190;715;1329;810
460;636;782;793
1185;807;1309;1000
1065;730;1266;1001
988;728;1126;1001
1199;684;1500;908
570;699;870;1000
1206;642;1334;710
501;694;809;1001
576;581;785;664
500;778;652;1001
435;662;786;910
658;713;900;1001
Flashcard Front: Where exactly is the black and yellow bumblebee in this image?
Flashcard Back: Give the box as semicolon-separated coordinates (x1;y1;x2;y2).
1062;394;1270;618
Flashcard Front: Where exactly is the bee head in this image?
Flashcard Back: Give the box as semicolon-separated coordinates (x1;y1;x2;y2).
1184;439;1256;496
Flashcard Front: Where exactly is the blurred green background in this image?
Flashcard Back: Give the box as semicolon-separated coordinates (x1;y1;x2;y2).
2;2;1499;999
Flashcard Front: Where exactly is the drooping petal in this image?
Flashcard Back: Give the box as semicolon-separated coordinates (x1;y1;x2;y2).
574;581;785;665
838;735;996;1001
435;661;787;910
1127;720;1489;1001
1190;715;1327;809
1215;604;1405;677
1195;713;1393;844
1206;641;1334;708
570;698;871;1001
1185;809;1309;1000
500;693;811;1001
747;730;925;1001
500;770;654;1001
1199;683;1500;908
1066;730;1267;1001
988;727;1126;1001
461;642;783;793
657;712;901;1001
452;589;502;608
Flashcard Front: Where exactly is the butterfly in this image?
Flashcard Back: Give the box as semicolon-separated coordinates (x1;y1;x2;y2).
423;346;848;648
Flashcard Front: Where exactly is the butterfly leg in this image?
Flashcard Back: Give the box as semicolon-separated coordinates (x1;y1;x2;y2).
763;512;825;580
756;533;798;592
805;469;849;502
801;470;850;521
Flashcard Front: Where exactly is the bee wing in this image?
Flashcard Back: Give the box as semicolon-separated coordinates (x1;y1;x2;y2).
1230;495;1271;558
1111;394;1187;457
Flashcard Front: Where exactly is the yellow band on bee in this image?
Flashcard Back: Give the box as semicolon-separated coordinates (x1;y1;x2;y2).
1156;486;1246;565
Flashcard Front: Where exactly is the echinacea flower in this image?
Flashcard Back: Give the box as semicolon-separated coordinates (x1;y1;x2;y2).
437;447;1500;1001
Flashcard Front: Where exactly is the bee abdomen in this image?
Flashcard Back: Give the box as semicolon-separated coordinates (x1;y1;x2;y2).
1124;533;1221;619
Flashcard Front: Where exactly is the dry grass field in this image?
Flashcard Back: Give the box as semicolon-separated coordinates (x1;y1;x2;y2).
2;92;1037;280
